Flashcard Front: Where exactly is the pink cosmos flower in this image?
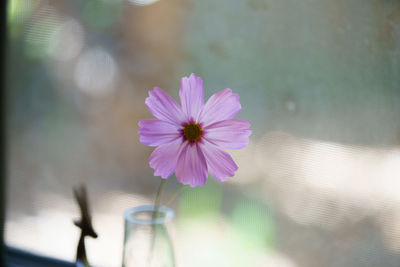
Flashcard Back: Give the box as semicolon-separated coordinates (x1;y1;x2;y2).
138;73;251;187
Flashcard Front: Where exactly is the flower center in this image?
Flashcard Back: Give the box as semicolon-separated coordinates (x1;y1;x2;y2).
183;122;202;142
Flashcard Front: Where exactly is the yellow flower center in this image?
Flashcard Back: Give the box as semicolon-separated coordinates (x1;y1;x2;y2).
183;122;202;142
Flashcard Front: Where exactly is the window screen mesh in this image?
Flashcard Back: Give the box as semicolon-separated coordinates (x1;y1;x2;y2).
5;0;400;266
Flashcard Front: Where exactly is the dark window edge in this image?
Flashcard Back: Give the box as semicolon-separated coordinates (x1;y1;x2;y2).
5;246;74;267
1;4;72;266
1;0;7;265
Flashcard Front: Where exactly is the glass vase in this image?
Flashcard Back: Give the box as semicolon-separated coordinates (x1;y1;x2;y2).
122;205;175;267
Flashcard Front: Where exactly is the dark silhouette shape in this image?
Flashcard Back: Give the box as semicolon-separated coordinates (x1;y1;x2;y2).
73;185;98;267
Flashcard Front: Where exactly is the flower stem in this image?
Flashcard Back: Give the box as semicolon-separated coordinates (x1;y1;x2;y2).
148;178;166;266
154;178;166;217
165;185;188;206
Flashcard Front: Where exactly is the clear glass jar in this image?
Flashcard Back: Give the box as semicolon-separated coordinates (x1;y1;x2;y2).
122;205;175;267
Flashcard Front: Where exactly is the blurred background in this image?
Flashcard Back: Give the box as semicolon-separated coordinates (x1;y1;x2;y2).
5;0;400;266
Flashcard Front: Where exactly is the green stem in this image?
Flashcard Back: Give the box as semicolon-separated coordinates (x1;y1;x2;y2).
165;185;188;206
153;178;166;217
147;178;167;266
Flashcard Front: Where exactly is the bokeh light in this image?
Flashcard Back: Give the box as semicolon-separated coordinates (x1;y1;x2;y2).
74;48;117;96
50;18;85;62
128;0;161;6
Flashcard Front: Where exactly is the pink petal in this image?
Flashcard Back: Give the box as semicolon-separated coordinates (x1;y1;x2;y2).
149;138;184;179
204;119;251;149
179;73;204;121
138;119;181;147
145;87;186;125
175;142;208;187
200;140;238;182
199;88;241;126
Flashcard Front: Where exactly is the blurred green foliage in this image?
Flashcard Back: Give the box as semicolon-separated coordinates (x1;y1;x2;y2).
7;0;37;39
231;197;276;250
179;178;223;220
24;18;59;59
82;0;123;31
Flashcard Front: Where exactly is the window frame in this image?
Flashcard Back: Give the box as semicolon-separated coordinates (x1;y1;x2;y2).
1;0;7;265
5;246;74;267
1;2;73;266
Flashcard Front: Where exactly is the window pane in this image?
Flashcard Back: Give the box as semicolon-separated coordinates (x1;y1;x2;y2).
6;0;400;266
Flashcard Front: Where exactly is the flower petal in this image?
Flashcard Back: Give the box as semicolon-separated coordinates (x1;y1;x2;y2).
199;88;241;126
179;73;204;121
145;87;186;125
138;119;181;146
149;138;184;179
175;142;208;187
200;140;238;182
204;119;251;149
